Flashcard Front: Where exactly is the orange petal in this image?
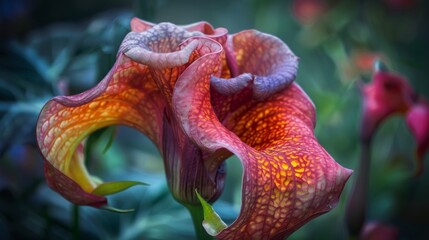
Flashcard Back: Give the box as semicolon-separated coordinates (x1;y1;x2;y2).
37;55;166;206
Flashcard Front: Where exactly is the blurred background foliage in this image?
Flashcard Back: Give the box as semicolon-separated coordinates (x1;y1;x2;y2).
1;0;428;239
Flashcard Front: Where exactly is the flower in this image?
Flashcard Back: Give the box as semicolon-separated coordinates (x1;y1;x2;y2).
361;221;399;240
36;18;352;239
292;0;327;25
359;61;429;175
359;62;415;142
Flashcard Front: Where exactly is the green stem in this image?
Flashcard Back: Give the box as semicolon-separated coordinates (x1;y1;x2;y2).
72;204;80;240
345;141;371;237
185;204;215;240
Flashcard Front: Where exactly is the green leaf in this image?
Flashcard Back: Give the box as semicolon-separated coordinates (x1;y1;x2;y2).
84;126;116;166
101;206;135;213
195;190;227;236
92;180;147;196
101;126;116;154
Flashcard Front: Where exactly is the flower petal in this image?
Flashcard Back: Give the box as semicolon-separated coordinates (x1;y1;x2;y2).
406;100;429;175
130;17;228;44
211;30;298;100
130;17;154;32
37;55;167;206
172;35;351;239
219;85;352;239
120;22;227;104
44;148;107;207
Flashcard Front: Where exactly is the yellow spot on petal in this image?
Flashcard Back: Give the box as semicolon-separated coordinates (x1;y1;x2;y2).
281;163;289;170
88;102;100;109
291;160;299;167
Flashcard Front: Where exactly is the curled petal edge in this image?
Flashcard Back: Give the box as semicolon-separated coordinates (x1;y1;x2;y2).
211;30;299;100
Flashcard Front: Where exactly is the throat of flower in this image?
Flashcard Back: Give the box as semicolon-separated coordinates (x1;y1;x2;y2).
161;112;226;205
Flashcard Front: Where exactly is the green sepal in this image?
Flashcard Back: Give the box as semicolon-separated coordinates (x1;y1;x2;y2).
92;180;147;196
101;206;135;213
195;190;227;236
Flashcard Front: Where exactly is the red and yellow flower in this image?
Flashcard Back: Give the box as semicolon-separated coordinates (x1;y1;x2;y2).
36;18;351;239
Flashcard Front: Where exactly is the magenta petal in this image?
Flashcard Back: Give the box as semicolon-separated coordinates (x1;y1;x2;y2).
406;101;429;175
360;70;415;141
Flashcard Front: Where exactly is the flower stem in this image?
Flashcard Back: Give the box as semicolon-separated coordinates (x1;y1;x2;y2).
185;204;214;240
72;204;80;240
345;141;371;237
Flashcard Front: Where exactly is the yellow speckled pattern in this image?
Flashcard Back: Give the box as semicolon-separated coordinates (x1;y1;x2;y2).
37;56;166;201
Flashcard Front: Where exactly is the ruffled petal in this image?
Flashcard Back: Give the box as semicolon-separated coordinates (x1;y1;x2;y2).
218;84;352;239
211;30;298;100
121;21;227;104
172;35;351;239
37;55;166;206
130;17;228;44
37;21;226;207
210;30;298;127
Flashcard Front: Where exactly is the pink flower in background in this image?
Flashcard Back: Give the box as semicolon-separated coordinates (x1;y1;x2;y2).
406;100;429;175
360;65;415;142
361;221;399;240
292;0;327;25
360;61;428;174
